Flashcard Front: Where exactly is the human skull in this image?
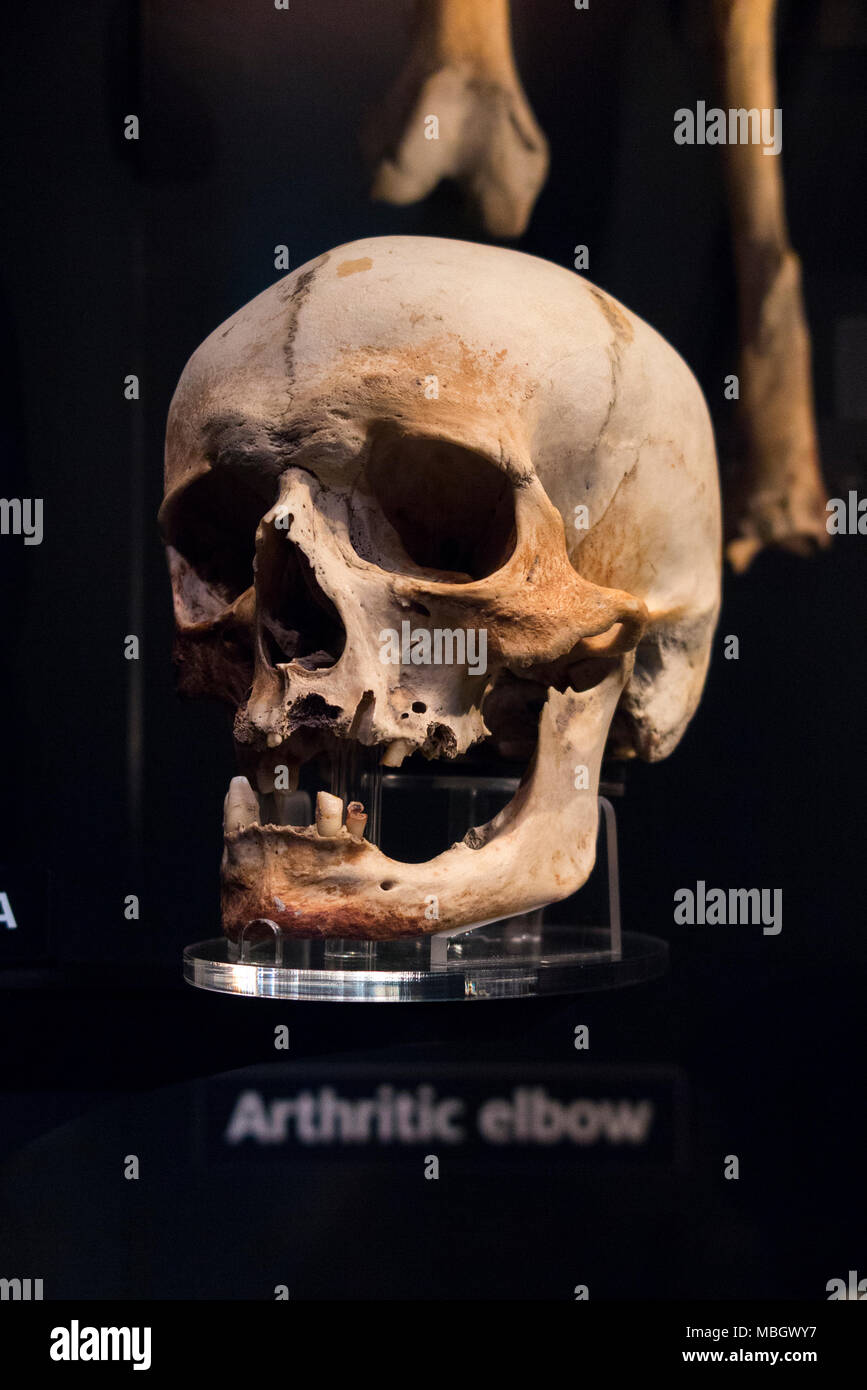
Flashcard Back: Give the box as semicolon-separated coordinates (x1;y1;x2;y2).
160;236;721;941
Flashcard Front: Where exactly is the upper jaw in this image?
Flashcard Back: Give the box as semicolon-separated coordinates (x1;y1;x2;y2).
220;661;630;941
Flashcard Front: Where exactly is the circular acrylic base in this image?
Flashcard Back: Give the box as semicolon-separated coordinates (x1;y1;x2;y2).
183;926;668;1002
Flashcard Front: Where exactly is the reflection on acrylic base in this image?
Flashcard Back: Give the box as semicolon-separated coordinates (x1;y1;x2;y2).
184;779;668;1002
183;926;668;1002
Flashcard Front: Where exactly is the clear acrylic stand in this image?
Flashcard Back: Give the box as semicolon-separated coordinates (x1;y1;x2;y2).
183;775;668;1001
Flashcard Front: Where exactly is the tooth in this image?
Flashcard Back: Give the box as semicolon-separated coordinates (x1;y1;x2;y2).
224;776;259;833
275;790;312;826
267;731;282;748
315;790;343;837
346;801;368;841
381;739;412;768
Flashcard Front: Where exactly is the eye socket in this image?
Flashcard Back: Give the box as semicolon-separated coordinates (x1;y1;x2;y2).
355;431;516;581
161;468;277;615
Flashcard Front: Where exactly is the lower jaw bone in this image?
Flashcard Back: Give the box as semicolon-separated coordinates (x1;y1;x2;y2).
221;663;630;941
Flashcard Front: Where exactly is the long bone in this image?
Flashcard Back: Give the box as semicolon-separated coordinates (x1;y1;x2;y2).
364;0;548;238
714;0;829;570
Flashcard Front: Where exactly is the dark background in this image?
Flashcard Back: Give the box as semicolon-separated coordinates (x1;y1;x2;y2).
0;0;864;1299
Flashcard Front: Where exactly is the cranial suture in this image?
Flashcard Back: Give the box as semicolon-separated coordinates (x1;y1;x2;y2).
160;236;721;941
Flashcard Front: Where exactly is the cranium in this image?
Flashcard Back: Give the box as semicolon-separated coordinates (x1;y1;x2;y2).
160;236;721;941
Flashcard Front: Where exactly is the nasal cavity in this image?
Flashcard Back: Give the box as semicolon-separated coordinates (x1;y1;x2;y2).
360;431;516;580
256;522;346;671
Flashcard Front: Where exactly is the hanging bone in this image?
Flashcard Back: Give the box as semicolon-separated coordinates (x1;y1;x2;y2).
364;0;548;239
714;0;829;571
